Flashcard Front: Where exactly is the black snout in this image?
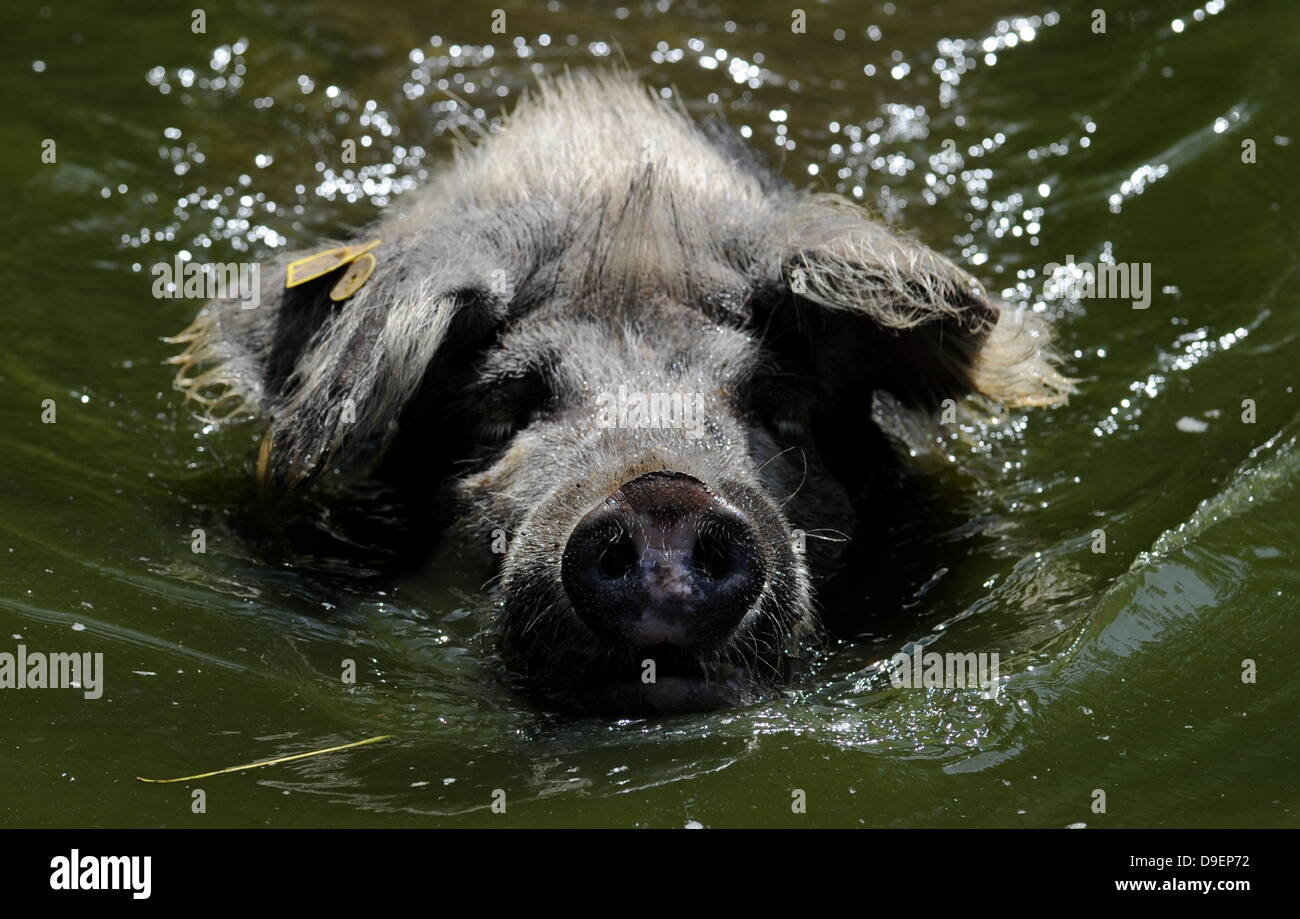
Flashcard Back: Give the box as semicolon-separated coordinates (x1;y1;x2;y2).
561;472;766;650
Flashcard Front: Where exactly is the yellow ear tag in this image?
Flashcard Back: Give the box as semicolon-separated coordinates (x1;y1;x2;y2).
328;251;377;301
285;238;381;288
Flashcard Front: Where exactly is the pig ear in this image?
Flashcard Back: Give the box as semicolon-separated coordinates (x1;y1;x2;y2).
771;196;1072;410
168;228;511;494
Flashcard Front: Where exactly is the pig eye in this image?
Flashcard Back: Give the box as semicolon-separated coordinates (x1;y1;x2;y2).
478;419;517;442
474;370;551;444
749;373;814;444
773;417;807;440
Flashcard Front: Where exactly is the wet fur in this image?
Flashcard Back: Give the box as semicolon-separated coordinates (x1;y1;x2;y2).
170;72;1071;710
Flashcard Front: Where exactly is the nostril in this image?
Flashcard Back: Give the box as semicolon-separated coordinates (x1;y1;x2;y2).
692;511;759;584
597;527;637;580
692;528;735;581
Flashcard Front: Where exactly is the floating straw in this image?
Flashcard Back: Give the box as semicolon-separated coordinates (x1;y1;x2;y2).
137;735;393;784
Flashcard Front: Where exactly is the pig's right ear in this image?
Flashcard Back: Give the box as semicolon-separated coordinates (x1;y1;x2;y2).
167;229;512;494
767;196;1072;411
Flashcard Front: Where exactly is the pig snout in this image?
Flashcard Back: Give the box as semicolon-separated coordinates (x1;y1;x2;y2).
560;471;766;650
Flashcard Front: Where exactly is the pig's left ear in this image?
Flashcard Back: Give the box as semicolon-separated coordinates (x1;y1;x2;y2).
767;197;1072;411
168;223;513;494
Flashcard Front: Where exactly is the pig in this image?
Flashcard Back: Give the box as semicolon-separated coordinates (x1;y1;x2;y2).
169;73;1071;713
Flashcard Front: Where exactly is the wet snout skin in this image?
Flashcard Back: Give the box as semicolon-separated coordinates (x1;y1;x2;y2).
561;472;767;652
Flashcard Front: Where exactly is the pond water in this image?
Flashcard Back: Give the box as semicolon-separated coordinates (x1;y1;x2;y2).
2;0;1296;827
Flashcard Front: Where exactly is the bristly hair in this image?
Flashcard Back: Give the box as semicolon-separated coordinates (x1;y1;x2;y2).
168;69;1072;492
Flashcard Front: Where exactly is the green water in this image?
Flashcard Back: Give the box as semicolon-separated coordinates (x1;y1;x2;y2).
1;0;1296;827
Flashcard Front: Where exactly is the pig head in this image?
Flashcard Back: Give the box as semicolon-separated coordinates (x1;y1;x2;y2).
170;73;1071;712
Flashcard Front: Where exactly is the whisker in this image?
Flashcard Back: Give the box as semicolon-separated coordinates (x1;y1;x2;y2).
778;448;809;507
755;443;799;474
